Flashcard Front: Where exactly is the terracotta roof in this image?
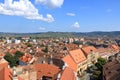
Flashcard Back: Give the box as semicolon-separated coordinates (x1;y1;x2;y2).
9;49;16;54
111;45;119;51
34;63;61;79
69;49;86;63
60;67;76;80
19;53;32;63
0;58;8;68
0;66;12;80
0;53;5;57
66;43;79;50
0;67;4;80
62;54;77;71
62;49;86;72
96;47;117;57
82;46;97;56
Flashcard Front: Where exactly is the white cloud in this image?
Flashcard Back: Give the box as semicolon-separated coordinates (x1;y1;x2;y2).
66;13;75;16
72;22;80;28
106;9;112;13
0;0;54;22
38;27;46;30
35;0;64;8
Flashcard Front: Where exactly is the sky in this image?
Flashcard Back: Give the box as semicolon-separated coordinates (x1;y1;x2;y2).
0;0;120;33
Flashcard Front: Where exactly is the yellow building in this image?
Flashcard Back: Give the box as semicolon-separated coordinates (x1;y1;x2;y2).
81;46;99;66
62;49;87;75
62;46;99;76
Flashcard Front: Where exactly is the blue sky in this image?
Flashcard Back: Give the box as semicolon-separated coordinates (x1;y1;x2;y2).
0;0;120;33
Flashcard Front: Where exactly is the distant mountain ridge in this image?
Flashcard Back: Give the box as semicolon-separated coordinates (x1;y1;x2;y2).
0;31;120;38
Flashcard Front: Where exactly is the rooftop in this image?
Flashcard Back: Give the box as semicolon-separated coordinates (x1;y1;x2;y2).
62;49;86;71
69;49;86;63
60;67;76;80
82;46;97;56
103;60;120;80
34;63;61;79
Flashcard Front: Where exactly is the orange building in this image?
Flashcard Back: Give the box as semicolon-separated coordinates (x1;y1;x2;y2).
62;46;99;76
62;49;87;75
81;46;99;65
19;53;32;63
60;67;76;80
0;58;13;80
34;63;61;80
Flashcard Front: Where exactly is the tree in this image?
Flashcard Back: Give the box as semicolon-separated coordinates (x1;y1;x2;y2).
15;51;24;58
97;57;106;65
4;53;18;67
4;51;24;67
91;58;106;80
95;57;106;70
26;43;32;47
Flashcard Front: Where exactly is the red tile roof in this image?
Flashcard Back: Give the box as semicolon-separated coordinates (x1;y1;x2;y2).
60;67;76;80
9;49;16;54
66;44;79;50
69;49;86;63
96;47;117;57
19;53;32;63
111;44;119;51
0;61;12;80
82;46;97;56
62;49;86;72
34;63;61;79
0;58;8;68
62;54;77;71
4;67;12;80
0;67;4;80
0;53;5;57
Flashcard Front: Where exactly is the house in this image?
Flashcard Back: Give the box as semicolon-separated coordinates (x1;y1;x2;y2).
62;49;87;75
59;67;76;80
34;63;61;80
0;58;13;80
13;63;61;80
110;44;119;53
96;45;119;61
65;43;79;51
81;46;99;66
19;53;32;63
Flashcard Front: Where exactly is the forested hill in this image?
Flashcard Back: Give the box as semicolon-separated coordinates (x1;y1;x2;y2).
0;31;120;38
